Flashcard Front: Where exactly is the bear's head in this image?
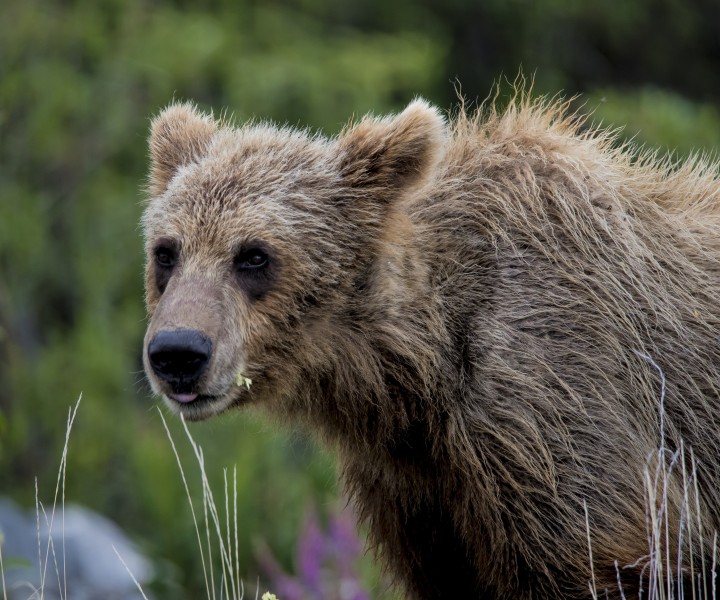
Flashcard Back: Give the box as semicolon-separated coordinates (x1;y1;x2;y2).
142;100;445;420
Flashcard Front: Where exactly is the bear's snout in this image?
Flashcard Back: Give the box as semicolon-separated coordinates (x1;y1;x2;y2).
147;329;213;392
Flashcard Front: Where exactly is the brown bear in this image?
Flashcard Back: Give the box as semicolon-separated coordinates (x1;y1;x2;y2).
142;96;720;599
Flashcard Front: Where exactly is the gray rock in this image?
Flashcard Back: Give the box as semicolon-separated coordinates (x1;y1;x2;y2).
0;497;154;600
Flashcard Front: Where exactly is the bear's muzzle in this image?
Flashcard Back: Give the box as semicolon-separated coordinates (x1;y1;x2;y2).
147;328;213;398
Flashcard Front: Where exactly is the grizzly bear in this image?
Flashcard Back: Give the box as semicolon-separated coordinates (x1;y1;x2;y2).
142;96;720;599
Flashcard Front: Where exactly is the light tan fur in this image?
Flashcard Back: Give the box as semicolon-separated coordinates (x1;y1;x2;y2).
142;95;720;599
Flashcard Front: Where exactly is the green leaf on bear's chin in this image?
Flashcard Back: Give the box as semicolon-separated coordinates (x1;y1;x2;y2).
235;373;252;390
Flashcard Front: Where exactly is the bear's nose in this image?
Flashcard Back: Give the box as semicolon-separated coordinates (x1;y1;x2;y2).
147;329;213;389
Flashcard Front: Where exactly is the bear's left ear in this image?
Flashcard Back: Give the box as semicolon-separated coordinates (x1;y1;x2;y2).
337;99;446;200
148;102;218;196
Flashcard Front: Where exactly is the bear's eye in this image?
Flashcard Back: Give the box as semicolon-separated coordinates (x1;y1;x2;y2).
232;244;276;301
235;248;268;270
155;246;176;269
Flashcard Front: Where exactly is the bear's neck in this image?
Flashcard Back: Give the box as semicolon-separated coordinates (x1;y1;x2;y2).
292;212;455;459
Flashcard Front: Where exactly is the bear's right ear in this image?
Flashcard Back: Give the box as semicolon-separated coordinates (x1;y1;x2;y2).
148;102;218;196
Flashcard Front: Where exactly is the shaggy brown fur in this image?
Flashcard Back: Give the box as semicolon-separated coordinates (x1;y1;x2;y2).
142;96;720;599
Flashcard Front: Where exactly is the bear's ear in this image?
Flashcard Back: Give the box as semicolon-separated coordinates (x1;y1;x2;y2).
337;99;446;199
148;102;218;196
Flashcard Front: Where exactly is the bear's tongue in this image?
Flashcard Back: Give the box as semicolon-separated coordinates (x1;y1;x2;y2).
171;393;199;403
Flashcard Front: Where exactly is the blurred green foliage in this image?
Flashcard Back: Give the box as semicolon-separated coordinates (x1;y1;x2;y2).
587;89;720;159
0;0;718;597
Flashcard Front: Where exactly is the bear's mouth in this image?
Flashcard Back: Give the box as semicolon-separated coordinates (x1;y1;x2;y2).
169;392;202;403
164;392;226;421
167;392;221;407
163;385;252;421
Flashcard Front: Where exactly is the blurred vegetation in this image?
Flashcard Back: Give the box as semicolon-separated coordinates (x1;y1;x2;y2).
0;0;719;597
